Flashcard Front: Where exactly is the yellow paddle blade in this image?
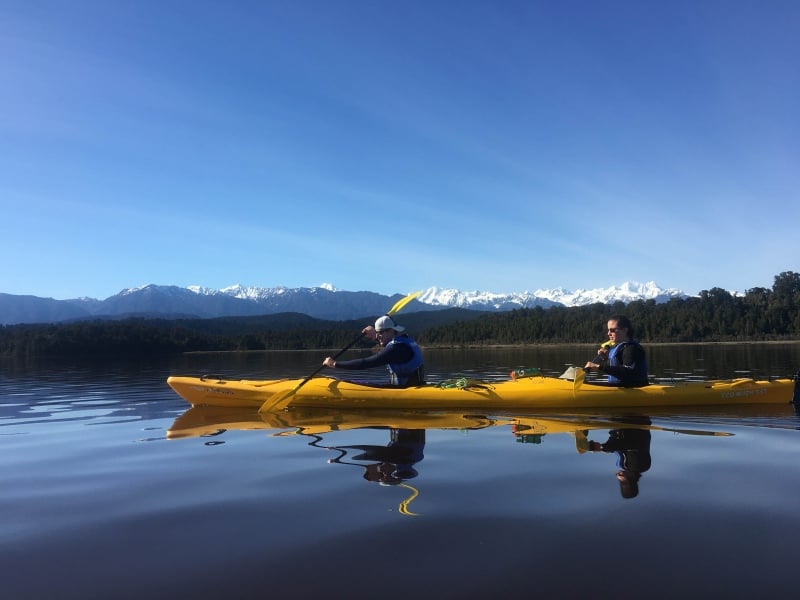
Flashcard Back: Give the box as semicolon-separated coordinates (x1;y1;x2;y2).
387;290;422;316
259;384;300;413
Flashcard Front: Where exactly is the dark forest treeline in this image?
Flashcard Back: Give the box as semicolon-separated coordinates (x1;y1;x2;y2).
0;319;364;358
1;272;798;358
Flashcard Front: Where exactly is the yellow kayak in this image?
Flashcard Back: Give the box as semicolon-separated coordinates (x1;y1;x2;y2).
166;370;798;411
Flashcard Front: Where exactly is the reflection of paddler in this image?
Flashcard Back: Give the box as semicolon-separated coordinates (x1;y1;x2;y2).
585;416;652;499
347;429;425;485
322;428;425;516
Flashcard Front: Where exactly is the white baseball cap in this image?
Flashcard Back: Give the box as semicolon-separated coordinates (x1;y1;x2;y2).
374;315;405;332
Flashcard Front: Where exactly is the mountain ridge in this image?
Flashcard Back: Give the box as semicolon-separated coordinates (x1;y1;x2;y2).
0;281;689;325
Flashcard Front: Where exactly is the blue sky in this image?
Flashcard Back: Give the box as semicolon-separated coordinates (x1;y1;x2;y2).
2;1;798;300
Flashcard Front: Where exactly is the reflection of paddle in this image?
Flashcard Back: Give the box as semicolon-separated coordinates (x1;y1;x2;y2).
397;483;420;516
259;291;422;413
514;414;735;441
649;425;733;436
588;414;734;437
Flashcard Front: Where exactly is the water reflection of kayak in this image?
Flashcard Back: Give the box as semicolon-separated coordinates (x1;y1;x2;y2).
166;405;747;441
166;370;798;411
166;405;501;439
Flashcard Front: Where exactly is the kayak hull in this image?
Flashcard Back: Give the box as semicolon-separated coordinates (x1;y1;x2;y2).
166;373;797;410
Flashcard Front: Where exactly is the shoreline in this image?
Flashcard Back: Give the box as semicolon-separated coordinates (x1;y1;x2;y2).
185;339;800;354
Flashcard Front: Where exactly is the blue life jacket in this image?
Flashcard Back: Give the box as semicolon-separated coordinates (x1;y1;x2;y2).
607;341;648;386
386;335;425;386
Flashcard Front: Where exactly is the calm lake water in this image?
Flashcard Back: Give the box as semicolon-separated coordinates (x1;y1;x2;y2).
2;343;800;599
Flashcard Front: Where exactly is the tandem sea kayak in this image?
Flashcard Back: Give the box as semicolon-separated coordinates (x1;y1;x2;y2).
166;370;799;411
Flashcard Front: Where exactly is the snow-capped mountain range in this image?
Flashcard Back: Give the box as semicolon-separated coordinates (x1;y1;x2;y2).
0;281;689;325
416;280;682;309
186;280;684;309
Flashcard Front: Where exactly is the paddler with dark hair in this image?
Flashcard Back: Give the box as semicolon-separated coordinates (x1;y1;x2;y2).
323;315;425;387
584;315;649;387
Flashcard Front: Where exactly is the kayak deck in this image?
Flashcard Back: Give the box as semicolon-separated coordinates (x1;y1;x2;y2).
166;372;798;411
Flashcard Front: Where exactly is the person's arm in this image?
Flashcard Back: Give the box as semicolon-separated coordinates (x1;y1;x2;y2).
584;341;613;370
327;343;413;370
589;431;622;452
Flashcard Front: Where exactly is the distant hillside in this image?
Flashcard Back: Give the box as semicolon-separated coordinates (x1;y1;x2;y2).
1;280;689;325
164;307;489;335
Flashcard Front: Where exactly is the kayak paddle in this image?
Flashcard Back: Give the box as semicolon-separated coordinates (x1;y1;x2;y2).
591;340;615;364
582;341;614;384
258;290;422;413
